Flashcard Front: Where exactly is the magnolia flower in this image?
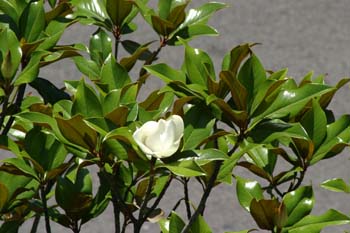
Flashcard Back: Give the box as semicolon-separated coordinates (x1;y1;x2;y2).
133;115;184;159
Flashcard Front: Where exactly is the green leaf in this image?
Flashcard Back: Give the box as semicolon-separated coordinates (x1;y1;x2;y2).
159;160;206;177
0;27;21;80
24;128;67;172
175;2;226;33
283;186;314;226
121;40;153;61
286;209;350;233
236;176;264;212
89;28;112;66
0;171;32;202
168;24;219;45
151;15;175;36
183;109;215;150
311;114;350;164
100;54;131;91
0;221;20;233
29;77;70;105
70;0;111;29
248;120;309;144
120;42;152;71
0;183;9;210
1;157;38;180
19;0;45;43
73;56;100;80
183;43;215;86
56;115;97;151
193;149;228;166
169;211;185;233
106;0;133;26
321;178;350;193
14;51;48;85
250;199;287;230
252;83;334;126
158;0;172;19
144;63;186;83
71;79;103;117
103;89;121;114
237;54;266;112
56;168;93;218
190;214;212;233
300;99;327;148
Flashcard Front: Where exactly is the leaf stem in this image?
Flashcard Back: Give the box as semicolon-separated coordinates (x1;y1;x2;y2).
135;158;156;232
183;178;192;220
139;37;167;78
181;160;222;233
30;214;40;233
40;185;51;233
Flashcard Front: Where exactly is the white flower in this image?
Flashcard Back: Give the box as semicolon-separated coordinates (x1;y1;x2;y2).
133;115;184;159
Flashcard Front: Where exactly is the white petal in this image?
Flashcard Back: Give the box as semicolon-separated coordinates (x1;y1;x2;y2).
168;115;184;140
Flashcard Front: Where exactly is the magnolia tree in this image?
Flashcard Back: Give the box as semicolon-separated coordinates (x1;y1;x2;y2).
0;0;349;233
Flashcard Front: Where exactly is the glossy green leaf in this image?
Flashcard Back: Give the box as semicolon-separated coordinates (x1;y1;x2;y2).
190;214;213;233
74;56;100;80
321;178;350;193
106;0;133;26
285;209;350;233
183;43;215;86
217;141;259;183
311;114;350;164
1;157;38;180
14;51;48;85
174;2;226;33
151;15;175;36
120;42;152;71
252;83;334;126
71;0;111;29
56;115;97;151
0;171;32;201
102;89;121;114
283;186;314;226
0;0;25;25
19;0;45;43
24;127;67;172
29;77;70;105
0;221;20;233
183;114;215;150
159;160;206;177
250;199;287;230
300;99;327;148
144;63;186;83
237;54;266;112
56;168;93;218
0;183;9;210
248;120;309;144
168;24;219;45
169;211;185;233
236;176;263;212
100;54;131;91
0;27;21;80
71;79;103;117
89;28;112;66
121;40;153;61
220;70;248;111
225;230;256;233
193;149;228;166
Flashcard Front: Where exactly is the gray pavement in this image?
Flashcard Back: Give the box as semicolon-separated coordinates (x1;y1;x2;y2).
20;1;350;232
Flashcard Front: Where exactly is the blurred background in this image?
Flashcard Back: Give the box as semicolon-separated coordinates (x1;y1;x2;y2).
23;0;350;232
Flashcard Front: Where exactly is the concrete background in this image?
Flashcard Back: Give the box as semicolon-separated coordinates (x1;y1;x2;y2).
20;0;350;232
